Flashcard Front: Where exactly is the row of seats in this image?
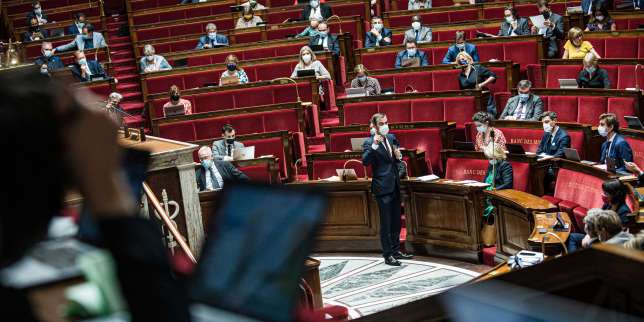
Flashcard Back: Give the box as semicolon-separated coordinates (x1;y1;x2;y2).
23;21;104;58
542;62;644;89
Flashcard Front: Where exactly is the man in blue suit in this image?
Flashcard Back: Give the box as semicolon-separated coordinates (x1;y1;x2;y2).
536;112;571;158
195;23;229;49
362;113;413;266
365;16;392;48
395;39;428;68
599;113;633;173
441;31;479;64
308;22;340;55
67;12;86;36
70;51;106;82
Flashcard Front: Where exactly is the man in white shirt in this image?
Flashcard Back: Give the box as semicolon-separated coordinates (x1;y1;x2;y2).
196;146;249;191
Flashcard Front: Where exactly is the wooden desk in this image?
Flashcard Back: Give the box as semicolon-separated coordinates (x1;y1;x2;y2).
405;179;487;261
528;212;571;256
485;189;557;260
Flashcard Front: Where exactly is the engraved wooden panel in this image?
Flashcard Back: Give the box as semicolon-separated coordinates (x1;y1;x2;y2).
319;191;377;238
413;192;470;237
496;205;532;256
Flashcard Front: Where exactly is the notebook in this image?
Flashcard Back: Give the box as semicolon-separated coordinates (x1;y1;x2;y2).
164;104;186;117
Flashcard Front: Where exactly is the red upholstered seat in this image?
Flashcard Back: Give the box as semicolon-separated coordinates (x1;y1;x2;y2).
476;44;505;62
546;96;578;122
558;200;580;214
238;165;274;183
604;37;638;59
328;133;361;152
393;72;434;93
242;137;288;178
551;168;605;221
500;128;543;153
577;96;607;125
264;109;300;132
616;65;644;89
431;70;461;91
361;52;396;71
487;67;508;93
586;38;606;58
193;92;236;113
379;101;411;124
571;206;588;233
373;75;395;91
236;87;274;108
508;161;530;192
449;9;478;22
147;75;184;95
607;97;636;123
445;158;488;182
443;96;477;127
504;41;538;71
410;98;444;122
396;128;443;174
546;65;581;88
184;71;218;90
158;122;196;142
542;195;561;206
624;136;644;168
194;118;229;140
344;102;378;125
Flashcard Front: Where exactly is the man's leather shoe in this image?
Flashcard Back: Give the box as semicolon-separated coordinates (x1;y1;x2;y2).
393;251;414;260
384;256;401;266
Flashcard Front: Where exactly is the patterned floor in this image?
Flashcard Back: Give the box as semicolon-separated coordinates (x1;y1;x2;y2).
314;256;480;319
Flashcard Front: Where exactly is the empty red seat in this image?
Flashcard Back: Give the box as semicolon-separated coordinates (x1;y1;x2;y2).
604;37;638;59
158;121;196;142
546;96;579;122
624;135;644;168
411;98;445;122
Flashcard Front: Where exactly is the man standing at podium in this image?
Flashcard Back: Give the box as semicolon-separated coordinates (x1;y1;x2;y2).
362;113;413;266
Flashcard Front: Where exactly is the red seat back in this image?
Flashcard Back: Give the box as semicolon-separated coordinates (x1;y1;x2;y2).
553;168;605;210
624;135;644;169
445;157;488;182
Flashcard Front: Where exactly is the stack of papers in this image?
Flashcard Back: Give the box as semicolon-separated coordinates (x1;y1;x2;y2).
417;174;440;182
464;182;490;187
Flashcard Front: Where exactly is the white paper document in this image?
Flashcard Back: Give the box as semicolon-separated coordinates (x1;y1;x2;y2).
529;15;546;29
417;174;440;182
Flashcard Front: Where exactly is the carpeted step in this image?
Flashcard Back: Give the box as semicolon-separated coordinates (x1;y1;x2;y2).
115;73;138;82
123;115;145;128
111;51;134;60
111;57;135;67
116;82;141;92
113;66;137;74
321;117;340;128
109;36;131;43
120;101;145;113
121;91;142;102
109;43;132;51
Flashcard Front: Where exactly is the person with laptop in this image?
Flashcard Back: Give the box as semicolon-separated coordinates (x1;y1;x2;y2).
212;124;245;161
577;53;611;89
235;6;264;29
599;113;633;173
499;80;543;121
140;44;172;73
308;21;340;56
195;23;229;49
350;64;381;96
70;51;106;82
362;113;413;266
394;39;429;68
163;85;193;117
290;46;331;80
196;146;249;191
365;16;392;48
219;54;249;86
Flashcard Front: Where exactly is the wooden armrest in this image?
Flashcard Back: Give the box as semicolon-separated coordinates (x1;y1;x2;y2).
484;189;557;213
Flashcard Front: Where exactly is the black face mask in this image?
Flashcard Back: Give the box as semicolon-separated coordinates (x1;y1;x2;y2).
226;138;235;145
171;94;180;101
542;11;551;19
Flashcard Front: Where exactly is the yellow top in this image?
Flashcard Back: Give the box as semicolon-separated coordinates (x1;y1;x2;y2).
563;40;594;59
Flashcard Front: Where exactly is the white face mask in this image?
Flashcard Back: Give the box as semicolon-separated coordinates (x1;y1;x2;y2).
543;123;552;133
489;159;498;165
378;124;389;135
598;125;609;137
78;58;87;66
406;48;417;56
411;21;421;30
373;23;383;31
208;32;217;39
476;125;487;133
43;49;52;57
310;0;319;7
302;53;312;63
146;55;154;61
505;16;514;24
596;15;604;21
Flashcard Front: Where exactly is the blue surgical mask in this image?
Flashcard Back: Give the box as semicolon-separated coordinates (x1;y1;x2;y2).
459;59;468;66
407;48;417;56
373;23;384;31
78;58;87;65
585;67;596;74
518;93;529;102
34;8;42;15
77;22;85;28
358;75;367;82
456;43;465;50
208;32;217;39
43;49;52;57
201;159;213;169
489;159;498;165
378;124;389;135
476;125;487;133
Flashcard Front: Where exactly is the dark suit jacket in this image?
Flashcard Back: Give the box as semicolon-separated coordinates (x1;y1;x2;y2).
362;134;401;196
196;161;249;191
25;11;47;25
394;49;429;68
500;94;544;120
600;133;633;172
34;55;64;71
485;160;513;190
22;29;49;42
195;34;229;49
365;28;393;48
577;67;611;89
602;202;632;225
441;43;479;64
300;4;332;21
71;60;106;82
67;24;83;35
498;17;530;36
309;33;340;55
536;127;571;157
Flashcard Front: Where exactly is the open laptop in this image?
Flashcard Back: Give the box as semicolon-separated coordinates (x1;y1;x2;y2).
350;137;367;151
164;104;186;117
624;116;644;130
232;146;255;161
296;69;316;78
346;87;368;98
506;143;526;155
564;148;596;165
558;79;578;89
190;183;327;322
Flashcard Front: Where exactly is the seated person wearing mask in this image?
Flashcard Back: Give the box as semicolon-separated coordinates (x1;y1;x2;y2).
441;31;479;64
22;17;49;42
308;21;340;55
598;113;633;173
601;178;633;225
365;16;392;48
195;23;229;49
34;41;63;75
536;111;570;158
242;0;267;10
291;46;331;80
236;7;263;29
481;142;513;218
562;27;601;59
219;54;249;85
71;51;106;82
585;4;616;32
473;111;506;152
212;124;245;161
196;146;249;191
301;0;332;21
26;1;47;25
394;39;428;68
577;53;610;88
403;15;432;44
67;12;86;35
531;0;564;58
295;16;323;38
54;23;107;52
499;80;543;121
139;44;172;73
499;6;529;36
408;0;431;10
350;64;381;96
163;85;193;117
457;52;497;116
